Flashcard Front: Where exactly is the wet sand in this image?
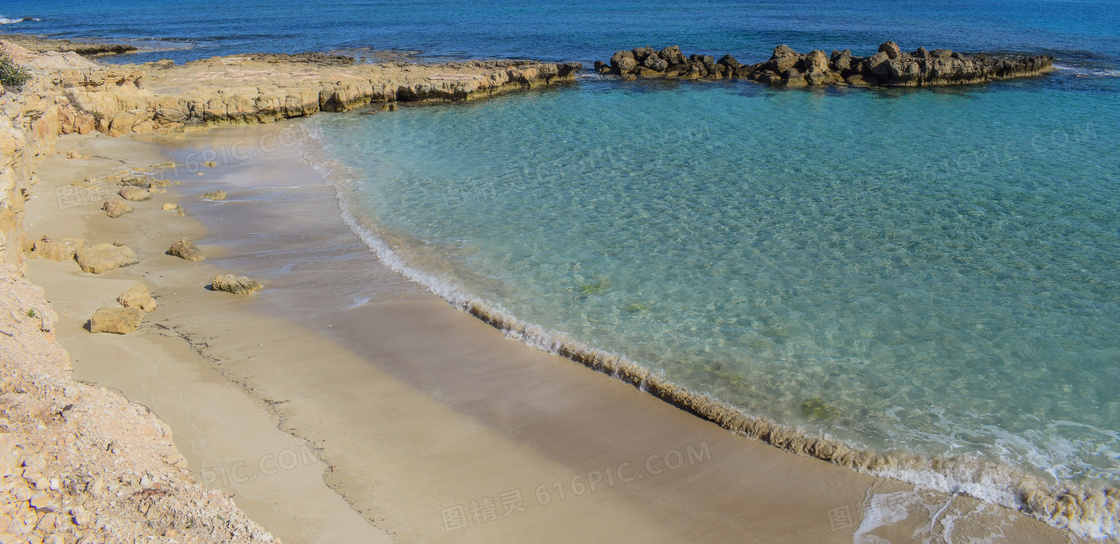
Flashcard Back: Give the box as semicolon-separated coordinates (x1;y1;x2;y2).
23;123;1077;543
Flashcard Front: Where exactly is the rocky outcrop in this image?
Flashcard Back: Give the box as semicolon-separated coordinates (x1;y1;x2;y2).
211;274;263;295
75;243;138;274
0;33;138;57
1;37;580;272
166;238;204;262
596;41;1054;87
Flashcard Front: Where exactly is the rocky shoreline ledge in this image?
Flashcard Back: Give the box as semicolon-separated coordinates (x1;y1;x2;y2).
595;41;1054;87
0;34;138;58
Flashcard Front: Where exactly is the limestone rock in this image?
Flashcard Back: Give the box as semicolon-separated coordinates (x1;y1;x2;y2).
75;243;138;274
118;187;152;201
804;49;830;73
610;50;638;75
162;202;178;211
211;274;263;295
879;41;903;60
199;190;226;200
596;42;1052;88
31;237;83;261
102;200;133;218
117;284;157;313
167;238;205;261
88;307;142;334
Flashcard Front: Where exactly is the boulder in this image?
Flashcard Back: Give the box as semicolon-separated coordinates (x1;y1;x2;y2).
930;49;954;59
610;50;637;75
642;55;669;72
117;284;157;313
659;46;686;66
118;187;152;201
102;200;133;218
830;49;852;72
783;68;808;87
31;237;83;261
886;58;923;82
868;51;893;76
89;307;142;334
879;41;903;60
804;50;830;73
75;243;139;274
167;238;205;261
632;46;657;63
199;190;227;200
717;54;743;72
772;45;798;59
211;274;263;295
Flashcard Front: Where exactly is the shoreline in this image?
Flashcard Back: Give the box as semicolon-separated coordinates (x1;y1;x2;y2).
1;35;1113;542
45;123;1077;542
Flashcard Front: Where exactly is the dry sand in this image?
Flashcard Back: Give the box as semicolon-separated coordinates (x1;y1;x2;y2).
22;123;1079;543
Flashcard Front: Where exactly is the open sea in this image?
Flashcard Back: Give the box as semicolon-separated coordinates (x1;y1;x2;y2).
5;0;1119;536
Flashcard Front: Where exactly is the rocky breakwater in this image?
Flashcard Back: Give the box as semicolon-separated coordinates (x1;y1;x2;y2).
596;41;1053;87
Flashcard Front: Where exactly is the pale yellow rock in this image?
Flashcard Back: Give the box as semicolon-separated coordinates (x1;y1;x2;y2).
211;274;263;295
162;203;177;211
102;200;133;218
199;190;226;200
118;187;151;202
116;284;157;313
31;237;83;261
75;243;138;274
88;307;142;334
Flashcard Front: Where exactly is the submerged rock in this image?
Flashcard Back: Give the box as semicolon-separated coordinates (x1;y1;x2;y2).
88;307;142;334
75;243;138;274
598;41;1054;87
211;274;263;295
167;238;205;261
199;190;227;200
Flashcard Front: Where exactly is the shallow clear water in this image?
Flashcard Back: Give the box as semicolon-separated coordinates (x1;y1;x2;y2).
3;0;1119;70
7;0;1120;529
316;75;1120;490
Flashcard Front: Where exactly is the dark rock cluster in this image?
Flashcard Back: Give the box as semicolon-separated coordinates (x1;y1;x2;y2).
595;41;1053;87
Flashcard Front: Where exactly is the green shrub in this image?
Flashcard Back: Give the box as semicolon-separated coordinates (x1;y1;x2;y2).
0;52;32;89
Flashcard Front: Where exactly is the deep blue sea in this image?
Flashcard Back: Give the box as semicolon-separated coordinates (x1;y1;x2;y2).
6;0;1120;536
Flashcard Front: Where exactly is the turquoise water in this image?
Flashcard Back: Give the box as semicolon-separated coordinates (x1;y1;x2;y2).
316;77;1120;497
7;0;1120;533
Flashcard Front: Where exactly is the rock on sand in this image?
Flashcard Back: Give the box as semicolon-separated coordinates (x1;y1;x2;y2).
75;243;139;274
211;274;263;295
88;307;142;334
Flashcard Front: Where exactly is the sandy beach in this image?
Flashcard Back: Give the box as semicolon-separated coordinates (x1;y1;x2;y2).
17;120;1079;543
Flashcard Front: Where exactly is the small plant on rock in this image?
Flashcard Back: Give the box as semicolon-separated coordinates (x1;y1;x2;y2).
0;52;32;90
